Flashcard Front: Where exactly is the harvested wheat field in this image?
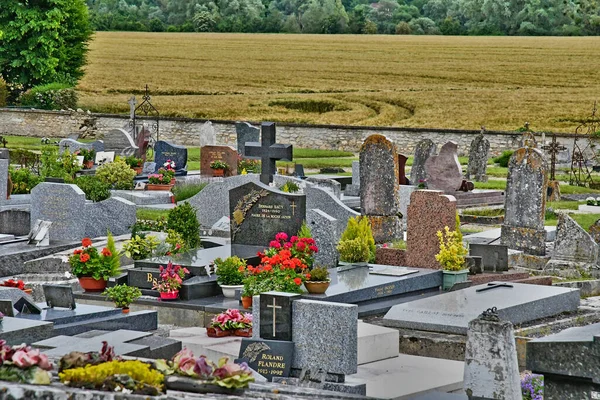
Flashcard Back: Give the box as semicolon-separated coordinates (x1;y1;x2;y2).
79;32;600;132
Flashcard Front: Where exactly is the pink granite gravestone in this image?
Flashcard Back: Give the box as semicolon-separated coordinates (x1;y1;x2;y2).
425;141;463;192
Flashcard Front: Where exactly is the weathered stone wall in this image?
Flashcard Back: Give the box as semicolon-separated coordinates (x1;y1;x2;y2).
0;108;581;156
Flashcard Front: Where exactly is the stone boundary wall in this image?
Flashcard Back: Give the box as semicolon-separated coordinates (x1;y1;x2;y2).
0;108;582;156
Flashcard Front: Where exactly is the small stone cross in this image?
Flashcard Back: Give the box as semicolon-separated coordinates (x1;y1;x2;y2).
542;135;567;181
476;282;514;293
244;122;293;184
128;96;137;120
267;298;282;337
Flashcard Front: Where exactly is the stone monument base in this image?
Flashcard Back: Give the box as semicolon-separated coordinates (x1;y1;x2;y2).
501;225;546;256
544;260;600;279
367;215;403;244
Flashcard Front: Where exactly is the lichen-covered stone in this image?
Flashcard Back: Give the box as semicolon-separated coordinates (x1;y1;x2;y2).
410;139;437;185
465;133;490;182
424;141;464;192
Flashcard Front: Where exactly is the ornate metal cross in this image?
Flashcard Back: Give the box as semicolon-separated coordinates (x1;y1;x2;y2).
542;135;567;180
244;122;293;184
267;298;282;337
476;282;514;292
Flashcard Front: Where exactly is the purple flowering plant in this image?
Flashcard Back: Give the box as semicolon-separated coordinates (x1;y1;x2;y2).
521;372;543;400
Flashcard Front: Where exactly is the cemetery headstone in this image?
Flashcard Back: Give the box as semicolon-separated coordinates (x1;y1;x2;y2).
359;134;402;243
43;285;76;309
410;139;437;185
154;141;187;172
398;185;418;230
84;197;137;238
236;122;260;155
237;338;294;381
344;161;360;196
259;292;301;341
545;213;599;277
501;147;547;255
465;131;489;182
0;300;15;317
468;244;509;272
398;154;409;185
200;121;217;147
425;141;463;192
463;308;521;399
406;190;457;269
102;128;139;157
200;145;238;176
305;177;341;199
30;183;86;242
58;138;104;155
229;181;305;246
307;209;339;268
293;164;306;179
305;186;359;241
244;122;293;185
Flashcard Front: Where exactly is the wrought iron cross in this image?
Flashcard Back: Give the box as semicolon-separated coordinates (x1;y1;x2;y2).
244;122;293;184
267;298;282;337
476;282;514;292
542;135;567;180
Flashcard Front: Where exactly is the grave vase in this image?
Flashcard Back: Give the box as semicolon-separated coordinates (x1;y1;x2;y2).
212;168;225;177
304;280;330;294
442;269;469;291
219;284;244;298
241;296;253;309
133;167;143;175
78;277;107;292
122;307;130;314
160;291;179;301
147;184;173;191
83;160;94;169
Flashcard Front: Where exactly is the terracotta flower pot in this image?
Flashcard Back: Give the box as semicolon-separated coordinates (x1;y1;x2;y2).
22;288;33;295
160;291;179;301
170;178;176;185
146;184;173;191
133;167;143;175
122;307;130;314
207;326;231;338
83;160;94;169
212;169;225;177
241;296;253;309
305;281;330;294
78;277;107;292
234;328;252;337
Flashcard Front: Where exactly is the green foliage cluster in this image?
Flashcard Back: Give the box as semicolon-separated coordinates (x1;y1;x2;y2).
0;78;8;107
123;235;160;260
493;151;514;168
84;0;600;36
75;175;111;202
338;216;376;263
96;159;136;189
209;160;229;170
308;266;330;281
18;83;78;110
125;155;143;168
215;256;246;285
102;284;142;308
237;158;260;174
172;182;207;202
69;234;121;280
8;167;43;194
337;238;370;263
279;180;300;193
167;202;201;249
163;229;188;255
297;221;312;239
40;146;81;182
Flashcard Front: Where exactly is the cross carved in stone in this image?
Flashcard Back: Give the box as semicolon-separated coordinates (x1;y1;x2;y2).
542;135;567;181
267;298;282;337
244;122;293;184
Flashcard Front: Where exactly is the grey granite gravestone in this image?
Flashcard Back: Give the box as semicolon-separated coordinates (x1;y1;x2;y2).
30;183;86;242
244;122;293;185
0;209;30;236
229;181;305;246
425;141;463;192
58;138;104;154
0;287;43;314
236;121;260;155
465;132;489;182
154;140;187;172
382;282;580;335
546;213;599;278
43;285;76;309
359;134;402;243
199;121;217;147
260;292;301;341
468;244;509;272
527;322;600;400
307;209;339;268
398;185;418;230
344;161;360;196
102;128;139;157
84;196;136;238
463;309;521;399
305;186;359;241
501;147;547;255
0;317;53;345
305;177;341;199
410;139;437;185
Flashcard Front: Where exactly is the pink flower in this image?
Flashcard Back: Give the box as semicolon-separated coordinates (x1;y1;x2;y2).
12;349;36;368
194;356;213;379
275;232;288;242
283;242;292;249
173;348;196;376
290;236;299;243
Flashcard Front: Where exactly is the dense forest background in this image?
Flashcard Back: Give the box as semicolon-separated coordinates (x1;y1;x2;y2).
86;0;600;35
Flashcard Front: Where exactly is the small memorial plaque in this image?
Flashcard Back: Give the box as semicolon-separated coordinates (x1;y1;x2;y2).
259;292;301;341
0;300;15;317
14;297;42;314
237;338;294;381
43;285;76;309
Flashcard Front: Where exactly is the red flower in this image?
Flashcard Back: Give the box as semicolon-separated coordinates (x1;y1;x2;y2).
290;236;299;243
293;277;302;285
309;245;318;253
296;241;306;251
101;248;112;257
80;253;90;263
305;273;311;280
73;249;82;255
81;238;92;248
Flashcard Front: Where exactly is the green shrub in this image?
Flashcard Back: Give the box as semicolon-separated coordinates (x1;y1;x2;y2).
18;83;78;110
307;266;330;281
122;235;160;260
76;175;111;202
9;167;42;194
40;146;81;182
340;216;376;262
337;238;370;263
215;256;246;285
0;77;8;107
493;151;514;168
96;159;136;190
167;202;201;249
297;221;312;239
102;284;142;308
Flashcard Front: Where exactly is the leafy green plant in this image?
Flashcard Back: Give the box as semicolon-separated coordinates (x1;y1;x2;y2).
9;167;42;194
0;77;8;107
389;239;407;250
18;83;78;110
77;148;96;162
279;180;300;193
297;220;312;239
172;182;207;202
164;229;187;256
125;155;143;168
96;159;136;189
237;157;260;174
435;226;468;271
307;266;330;282
167;202;201;249
337;238;370;263
40;146;81;181
75;175;111;202
215;256;246;285
123;235;160;260
102;284;142;308
209;160;229;170
340;216;376;262
493;151;514;168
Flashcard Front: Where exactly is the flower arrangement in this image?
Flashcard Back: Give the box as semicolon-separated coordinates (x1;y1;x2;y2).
215;256;246;286
58;341;118;372
163;159;176;171
210;160;229;170
521;372;543;400
148;167;175;185
0;279;26;290
435;226;468;271
155;348;254;390
264;232;318;269
152;262;189;293
102;284;142;309
0;340;53;384
68;236;121;280
207;309;253;337
586;196;600;206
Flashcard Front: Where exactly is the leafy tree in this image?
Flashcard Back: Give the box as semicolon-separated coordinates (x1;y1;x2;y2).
0;0;93;92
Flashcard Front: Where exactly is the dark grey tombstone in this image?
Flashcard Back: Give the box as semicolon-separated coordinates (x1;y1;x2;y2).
229;181;305;247
154;140;187;172
0;209;30;236
244;122;293;185
43;285;76;309
14;297;42;314
410;139;437;185
0;300;15;317
236;121;260;155
294;164;306;179
0;287;42;315
259;292;301;341
469;244;508;272
237;338;294;382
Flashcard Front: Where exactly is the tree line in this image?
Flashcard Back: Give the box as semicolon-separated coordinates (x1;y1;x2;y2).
86;0;600;35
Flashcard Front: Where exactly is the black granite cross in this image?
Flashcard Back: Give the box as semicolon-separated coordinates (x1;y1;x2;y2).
244;122;293;184
542;135;567;180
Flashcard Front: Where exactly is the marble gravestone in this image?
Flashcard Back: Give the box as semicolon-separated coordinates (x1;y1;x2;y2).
154;141;187;172
199;121;217;147
359;134;402;243
58;139;104;155
200;145;238;177
236;122;260;155
501;147;547;255
229;181;306;247
465;132;489;182
30;183;86;242
410;139;437;185
102;128;139;157
424;141;463;192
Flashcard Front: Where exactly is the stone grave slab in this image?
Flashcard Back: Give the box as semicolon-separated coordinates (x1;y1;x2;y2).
465;132;489;182
17;303;121;325
102;128;138;157
260;292;301;341
306;186;359;241
0;317;54;345
237;338;294;381
154;140;187;172
35;329;152;357
307;209;339;268
468;243;509;272
200;145;238;176
229;181;305;247
58;138;104;154
410;139;437;185
200;121;217;147
84;197;136;238
0;158;8;203
236;121;260;155
0;234;15;243
382;282;580;335
0;209;30;236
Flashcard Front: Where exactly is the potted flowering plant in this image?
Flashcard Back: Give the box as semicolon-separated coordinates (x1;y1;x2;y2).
0;279;32;294
210;160;229;177
304;266;330;294
214;256;246;298
102;284;142;313
152;262;190;300
436;225;469;291
78;148;96;169
125;155;143;174
69;235;121;292
147;167;175;190
0;340;53;384
164;159;177;184
207;309;253;338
